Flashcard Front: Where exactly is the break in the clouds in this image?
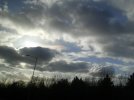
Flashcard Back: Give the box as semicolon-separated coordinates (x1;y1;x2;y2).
0;0;134;80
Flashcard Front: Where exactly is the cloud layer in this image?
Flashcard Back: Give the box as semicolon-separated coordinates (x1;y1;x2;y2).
0;46;58;66
0;0;134;79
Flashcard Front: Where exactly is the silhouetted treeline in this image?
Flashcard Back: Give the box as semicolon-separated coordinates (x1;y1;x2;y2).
0;74;134;100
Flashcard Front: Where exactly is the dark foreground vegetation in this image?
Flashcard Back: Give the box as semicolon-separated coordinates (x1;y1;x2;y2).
1;74;134;100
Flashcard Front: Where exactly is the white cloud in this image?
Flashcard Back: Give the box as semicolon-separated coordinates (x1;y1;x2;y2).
0;0;134;79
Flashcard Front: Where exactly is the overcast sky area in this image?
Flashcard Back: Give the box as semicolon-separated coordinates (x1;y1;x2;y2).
0;0;134;81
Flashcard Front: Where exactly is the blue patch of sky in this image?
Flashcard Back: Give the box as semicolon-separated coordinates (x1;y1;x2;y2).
89;0;127;24
0;0;26;12
56;39;82;53
75;56;125;65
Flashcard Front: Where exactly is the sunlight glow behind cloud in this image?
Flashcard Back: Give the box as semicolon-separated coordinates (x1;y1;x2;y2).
0;0;134;80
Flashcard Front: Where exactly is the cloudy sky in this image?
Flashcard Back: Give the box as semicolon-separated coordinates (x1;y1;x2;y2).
0;0;134;81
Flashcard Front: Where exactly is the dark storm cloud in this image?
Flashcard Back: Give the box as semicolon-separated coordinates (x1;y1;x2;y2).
43;0;132;36
18;0;132;36
0;46;58;66
0;46;23;65
19;47;58;62
1;0;134;36
96;35;134;59
45;60;89;73
1;0;134;75
22;0;134;60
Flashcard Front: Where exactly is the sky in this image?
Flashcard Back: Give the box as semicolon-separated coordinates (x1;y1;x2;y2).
0;0;134;81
